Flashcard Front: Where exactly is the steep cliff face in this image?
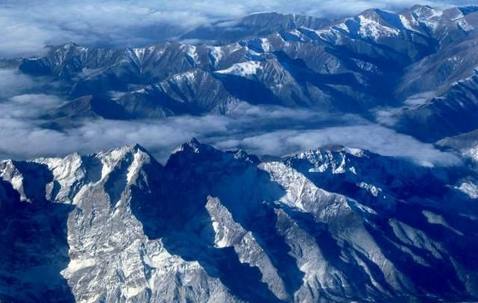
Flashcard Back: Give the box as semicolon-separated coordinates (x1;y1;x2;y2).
1;141;477;303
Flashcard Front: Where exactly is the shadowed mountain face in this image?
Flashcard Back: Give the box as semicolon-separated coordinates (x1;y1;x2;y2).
10;5;478;143
0;163;74;303
0;141;477;302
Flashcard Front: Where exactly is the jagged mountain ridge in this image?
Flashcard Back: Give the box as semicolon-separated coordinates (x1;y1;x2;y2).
11;5;478;142
1;140;477;302
181;12;331;43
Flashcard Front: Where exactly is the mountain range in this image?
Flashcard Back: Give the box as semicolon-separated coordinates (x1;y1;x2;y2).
1;4;478;303
1;140;477;302
9;5;478;143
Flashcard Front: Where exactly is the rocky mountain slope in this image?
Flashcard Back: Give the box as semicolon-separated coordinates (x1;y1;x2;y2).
1;140;477;303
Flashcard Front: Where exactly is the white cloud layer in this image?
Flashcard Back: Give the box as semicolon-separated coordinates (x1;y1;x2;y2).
216;126;460;167
0;69;36;98
0;92;459;167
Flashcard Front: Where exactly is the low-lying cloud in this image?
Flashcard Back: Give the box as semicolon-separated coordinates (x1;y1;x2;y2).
0;94;63;118
0;69;36;98
0;93;459;167
216;126;460;167
0;0;473;57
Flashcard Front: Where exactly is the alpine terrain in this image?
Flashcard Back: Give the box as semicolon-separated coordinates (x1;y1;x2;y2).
1;140;477;302
1;3;478;303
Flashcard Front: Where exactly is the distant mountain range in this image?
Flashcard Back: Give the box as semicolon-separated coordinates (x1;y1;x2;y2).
11;5;478;143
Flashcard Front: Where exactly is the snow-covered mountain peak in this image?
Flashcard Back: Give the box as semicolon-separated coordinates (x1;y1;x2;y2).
1;142;477;302
293;146;366;167
171;137;207;155
0;144;154;205
93;144;154;187
216;60;263;77
356;10;401;40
